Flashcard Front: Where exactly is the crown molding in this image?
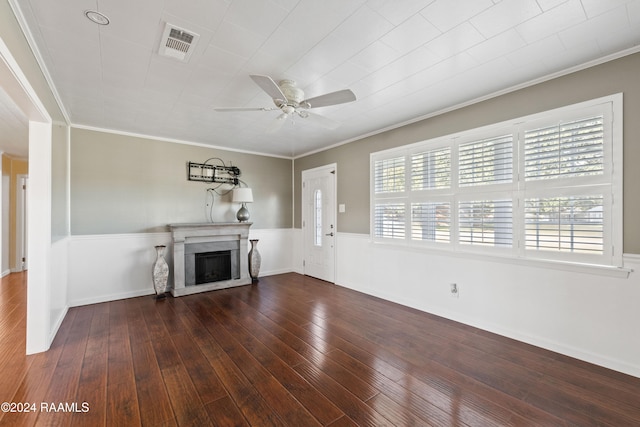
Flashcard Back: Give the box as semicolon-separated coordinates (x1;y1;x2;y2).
71;124;293;160
7;0;70;124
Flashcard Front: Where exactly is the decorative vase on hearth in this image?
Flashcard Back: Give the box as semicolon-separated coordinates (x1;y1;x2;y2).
153;245;169;299
248;239;261;283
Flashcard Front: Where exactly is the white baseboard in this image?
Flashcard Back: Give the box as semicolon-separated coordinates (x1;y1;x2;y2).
49;306;68;345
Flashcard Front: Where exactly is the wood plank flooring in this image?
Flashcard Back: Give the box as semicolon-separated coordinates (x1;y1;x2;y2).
1;271;640;426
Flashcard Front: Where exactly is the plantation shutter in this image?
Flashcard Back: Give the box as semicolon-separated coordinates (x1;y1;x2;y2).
411;148;450;190
411;202;450;243
458;199;513;247
371;95;620;267
374;156;405;193
459;135;513;186
374;203;406;239
524;196;604;255
524;116;604;181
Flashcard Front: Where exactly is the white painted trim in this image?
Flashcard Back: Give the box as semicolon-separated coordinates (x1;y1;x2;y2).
7;0;70;124
15;174;27;272
0;37;51;123
71;124;292;160
49;306;68;345
72;289;156;308
624;253;640;262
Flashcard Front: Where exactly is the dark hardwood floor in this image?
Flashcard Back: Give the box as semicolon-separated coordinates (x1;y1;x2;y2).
1;271;639;426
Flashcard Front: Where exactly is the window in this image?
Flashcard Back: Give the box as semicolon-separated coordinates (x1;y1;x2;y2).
314;189;322;246
371;95;622;267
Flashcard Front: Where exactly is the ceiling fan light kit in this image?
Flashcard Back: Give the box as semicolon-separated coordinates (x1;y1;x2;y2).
215;74;356;131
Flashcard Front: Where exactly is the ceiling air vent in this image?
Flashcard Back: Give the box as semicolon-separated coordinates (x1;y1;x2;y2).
158;23;199;62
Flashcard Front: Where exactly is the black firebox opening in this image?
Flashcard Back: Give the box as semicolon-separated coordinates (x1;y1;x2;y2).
195;251;232;285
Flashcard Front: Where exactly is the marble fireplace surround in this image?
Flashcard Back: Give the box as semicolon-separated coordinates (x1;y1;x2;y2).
169;222;252;296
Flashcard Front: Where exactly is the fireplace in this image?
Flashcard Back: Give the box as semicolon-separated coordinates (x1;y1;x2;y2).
184;239;240;286
169;222;251;296
195;251;231;284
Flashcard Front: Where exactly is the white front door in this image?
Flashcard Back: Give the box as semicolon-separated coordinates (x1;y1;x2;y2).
302;164;336;283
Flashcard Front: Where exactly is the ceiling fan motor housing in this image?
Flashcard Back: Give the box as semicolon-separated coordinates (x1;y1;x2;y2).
278;80;304;106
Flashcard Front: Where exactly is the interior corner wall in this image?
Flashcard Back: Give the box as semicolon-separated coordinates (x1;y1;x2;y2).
50;122;69;336
51;123;69;241
70;128;293;234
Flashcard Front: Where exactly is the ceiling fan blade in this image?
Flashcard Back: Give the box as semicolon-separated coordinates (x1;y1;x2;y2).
303;112;341;129
266;113;289;133
302;89;356;109
214;107;275;112
250;75;286;100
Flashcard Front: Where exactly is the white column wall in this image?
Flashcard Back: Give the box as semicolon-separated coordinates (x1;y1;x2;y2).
26;121;51;354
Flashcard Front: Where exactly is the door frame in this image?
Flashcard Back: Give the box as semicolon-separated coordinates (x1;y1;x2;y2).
16;174;27;271
301;163;337;283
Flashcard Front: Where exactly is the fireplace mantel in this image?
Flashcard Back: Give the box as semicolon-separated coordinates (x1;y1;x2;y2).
169;222;252;296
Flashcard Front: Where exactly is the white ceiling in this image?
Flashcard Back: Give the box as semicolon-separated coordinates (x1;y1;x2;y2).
8;0;640;158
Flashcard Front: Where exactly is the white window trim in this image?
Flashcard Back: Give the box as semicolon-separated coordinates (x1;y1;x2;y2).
370;94;624;272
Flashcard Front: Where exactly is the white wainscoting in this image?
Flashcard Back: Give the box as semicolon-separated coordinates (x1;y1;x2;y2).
67;228;297;307
50;237;69;347
334;232;640;378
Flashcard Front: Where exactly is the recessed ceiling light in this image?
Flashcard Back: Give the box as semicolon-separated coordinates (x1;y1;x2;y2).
84;10;110;25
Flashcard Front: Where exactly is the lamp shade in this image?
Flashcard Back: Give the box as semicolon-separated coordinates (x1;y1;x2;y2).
232;188;253;203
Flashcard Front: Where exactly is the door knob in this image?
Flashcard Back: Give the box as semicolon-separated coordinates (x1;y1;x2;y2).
325;232;334;237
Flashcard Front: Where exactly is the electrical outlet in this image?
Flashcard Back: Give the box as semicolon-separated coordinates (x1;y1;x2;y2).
450;283;459;298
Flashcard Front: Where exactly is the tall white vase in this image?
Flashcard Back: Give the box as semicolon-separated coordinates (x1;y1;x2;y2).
248;239;261;283
153;245;169;298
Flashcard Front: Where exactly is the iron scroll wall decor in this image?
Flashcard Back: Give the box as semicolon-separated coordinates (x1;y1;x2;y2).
187;161;240;185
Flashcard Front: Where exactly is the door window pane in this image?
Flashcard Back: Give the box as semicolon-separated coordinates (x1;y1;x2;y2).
314;189;322;246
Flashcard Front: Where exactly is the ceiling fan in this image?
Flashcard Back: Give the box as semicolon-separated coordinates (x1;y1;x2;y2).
214;75;356;132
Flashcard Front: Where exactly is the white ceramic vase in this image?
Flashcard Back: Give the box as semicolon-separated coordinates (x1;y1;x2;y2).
153;245;169;298
248;239;261;283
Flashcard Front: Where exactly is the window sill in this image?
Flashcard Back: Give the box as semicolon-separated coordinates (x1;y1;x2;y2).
369;238;631;279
